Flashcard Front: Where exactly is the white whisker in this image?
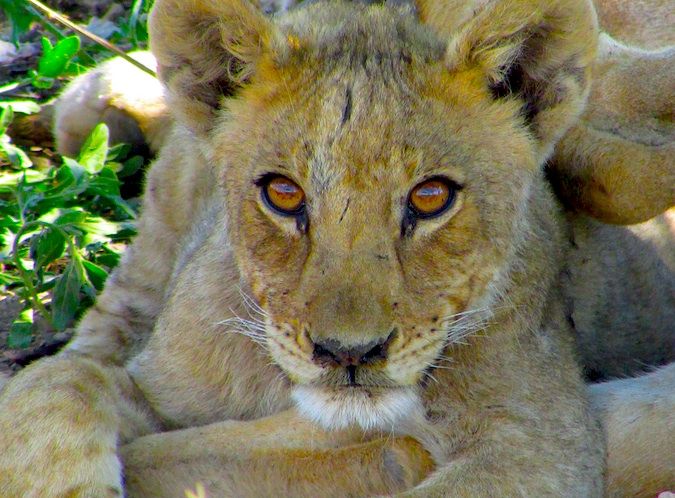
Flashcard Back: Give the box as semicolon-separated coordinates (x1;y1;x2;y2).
237;286;268;319
423;368;439;384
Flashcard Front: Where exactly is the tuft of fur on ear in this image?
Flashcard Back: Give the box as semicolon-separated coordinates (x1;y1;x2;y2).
149;0;284;135
434;0;598;163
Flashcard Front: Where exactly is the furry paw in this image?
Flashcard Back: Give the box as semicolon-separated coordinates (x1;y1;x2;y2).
383;437;436;491
53;51;169;156
0;356;127;497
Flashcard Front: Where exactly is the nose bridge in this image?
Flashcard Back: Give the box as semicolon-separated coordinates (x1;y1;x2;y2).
307;243;392;346
310;217;391;265
304;194;397;346
307;280;392;346
315;189;393;254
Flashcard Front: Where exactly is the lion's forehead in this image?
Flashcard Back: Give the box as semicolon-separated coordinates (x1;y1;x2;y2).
223;9;535;197
253;73;480;194
276;1;446;64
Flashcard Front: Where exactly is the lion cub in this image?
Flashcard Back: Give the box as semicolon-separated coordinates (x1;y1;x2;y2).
6;0;672;496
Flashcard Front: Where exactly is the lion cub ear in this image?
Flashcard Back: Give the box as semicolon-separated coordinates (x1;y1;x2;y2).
440;0;598;163
149;0;283;135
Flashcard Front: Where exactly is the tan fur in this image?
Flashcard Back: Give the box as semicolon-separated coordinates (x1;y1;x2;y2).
590;364;675;498
548;0;675;224
55;51;171;157
1;0;673;497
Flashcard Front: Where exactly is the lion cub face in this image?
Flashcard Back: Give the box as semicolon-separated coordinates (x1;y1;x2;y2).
208;5;544;430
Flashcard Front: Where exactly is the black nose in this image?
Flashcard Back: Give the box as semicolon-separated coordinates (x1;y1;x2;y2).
311;332;394;368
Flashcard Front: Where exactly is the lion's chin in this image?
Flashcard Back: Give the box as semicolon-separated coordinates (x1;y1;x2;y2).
291;385;424;432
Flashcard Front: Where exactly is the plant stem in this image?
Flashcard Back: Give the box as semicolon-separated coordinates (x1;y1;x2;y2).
12;222;52;322
11;220;81;327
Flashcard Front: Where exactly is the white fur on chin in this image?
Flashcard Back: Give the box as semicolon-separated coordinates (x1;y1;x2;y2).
291;385;424;431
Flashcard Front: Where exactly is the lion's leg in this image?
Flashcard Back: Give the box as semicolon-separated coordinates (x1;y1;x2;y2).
121;409;435;498
0;106;219;498
395;429;602;498
590;363;675;498
0;169;179;496
0;353;159;497
591;0;674;47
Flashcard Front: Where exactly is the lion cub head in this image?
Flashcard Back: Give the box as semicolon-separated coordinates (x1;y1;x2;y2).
150;0;597;430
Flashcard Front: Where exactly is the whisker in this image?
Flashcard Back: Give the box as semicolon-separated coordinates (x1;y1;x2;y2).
237;287;268;319
441;306;496;346
428;361;453;370
216;306;272;350
423;368;439;384
221;328;269;349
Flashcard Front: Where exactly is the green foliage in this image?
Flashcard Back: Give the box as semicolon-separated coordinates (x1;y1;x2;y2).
31;36;81;88
119;0;153;49
0;114;143;346
1;0;155;93
0;0;35;45
0;0;156;349
0;106;32;169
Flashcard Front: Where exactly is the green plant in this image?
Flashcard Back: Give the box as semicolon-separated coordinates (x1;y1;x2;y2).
118;0;152;49
0;0;35;45
0;106;142;348
0;33;84;94
1;0;156;95
0;0;155;349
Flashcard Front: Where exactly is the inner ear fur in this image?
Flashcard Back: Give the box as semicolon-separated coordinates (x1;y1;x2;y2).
149;0;283;134
428;0;598;162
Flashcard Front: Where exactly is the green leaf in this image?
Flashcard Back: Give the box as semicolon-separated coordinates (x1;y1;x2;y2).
15;173;45;214
78;123;109;173
0;0;35;44
0;168;44;190
7;308;34;349
0;271;23;285
34;280;57;295
37;159;89;204
107;143;131;161
82;260;108;291
53;209;88;234
91;246;121;268
119;155;144;178
83;215;119;236
59;158;88;186
0;105;13;135
86;167;120;196
38;36;80;78
51;258;84;330
0;101;41;115
32;227;66;269
104;194;137;219
32;76;55;89
41;37;53;54
0;107;30;168
0;139;33;169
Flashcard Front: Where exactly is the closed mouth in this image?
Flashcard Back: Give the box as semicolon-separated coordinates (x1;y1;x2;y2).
316;367;399;390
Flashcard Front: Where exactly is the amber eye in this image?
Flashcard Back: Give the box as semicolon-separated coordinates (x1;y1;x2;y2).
262;175;306;215
408;177;456;218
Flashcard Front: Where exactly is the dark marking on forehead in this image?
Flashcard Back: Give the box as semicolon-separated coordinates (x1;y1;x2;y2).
341;86;353;126
338;197;351;223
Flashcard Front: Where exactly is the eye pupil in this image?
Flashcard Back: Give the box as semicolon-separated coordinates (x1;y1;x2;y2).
264;176;305;215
